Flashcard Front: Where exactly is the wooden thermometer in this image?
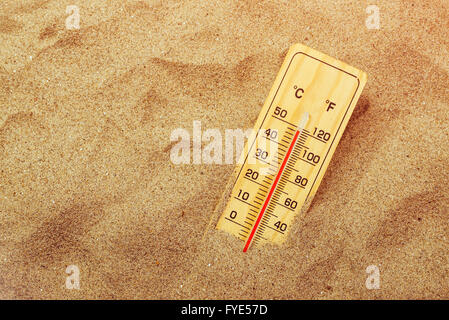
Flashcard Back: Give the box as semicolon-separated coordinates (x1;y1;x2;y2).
216;43;367;252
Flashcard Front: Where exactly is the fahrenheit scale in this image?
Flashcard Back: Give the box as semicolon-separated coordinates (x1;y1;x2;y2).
216;43;367;252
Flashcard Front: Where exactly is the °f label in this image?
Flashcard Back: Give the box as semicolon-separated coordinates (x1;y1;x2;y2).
215;43;367;252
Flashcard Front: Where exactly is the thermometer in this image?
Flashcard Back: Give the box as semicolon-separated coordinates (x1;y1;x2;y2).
216;43;367;252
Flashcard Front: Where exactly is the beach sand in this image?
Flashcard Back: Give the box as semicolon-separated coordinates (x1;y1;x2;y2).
0;0;448;299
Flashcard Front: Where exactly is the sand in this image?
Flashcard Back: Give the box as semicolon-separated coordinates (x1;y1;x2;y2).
0;0;448;299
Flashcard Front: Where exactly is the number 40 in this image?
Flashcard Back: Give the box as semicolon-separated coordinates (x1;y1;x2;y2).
274;221;287;231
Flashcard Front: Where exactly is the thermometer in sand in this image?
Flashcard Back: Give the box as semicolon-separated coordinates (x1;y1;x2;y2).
216;43;367;251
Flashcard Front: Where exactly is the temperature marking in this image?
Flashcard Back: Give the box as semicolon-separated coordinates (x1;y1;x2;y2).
243;113;309;252
215;43;367;251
